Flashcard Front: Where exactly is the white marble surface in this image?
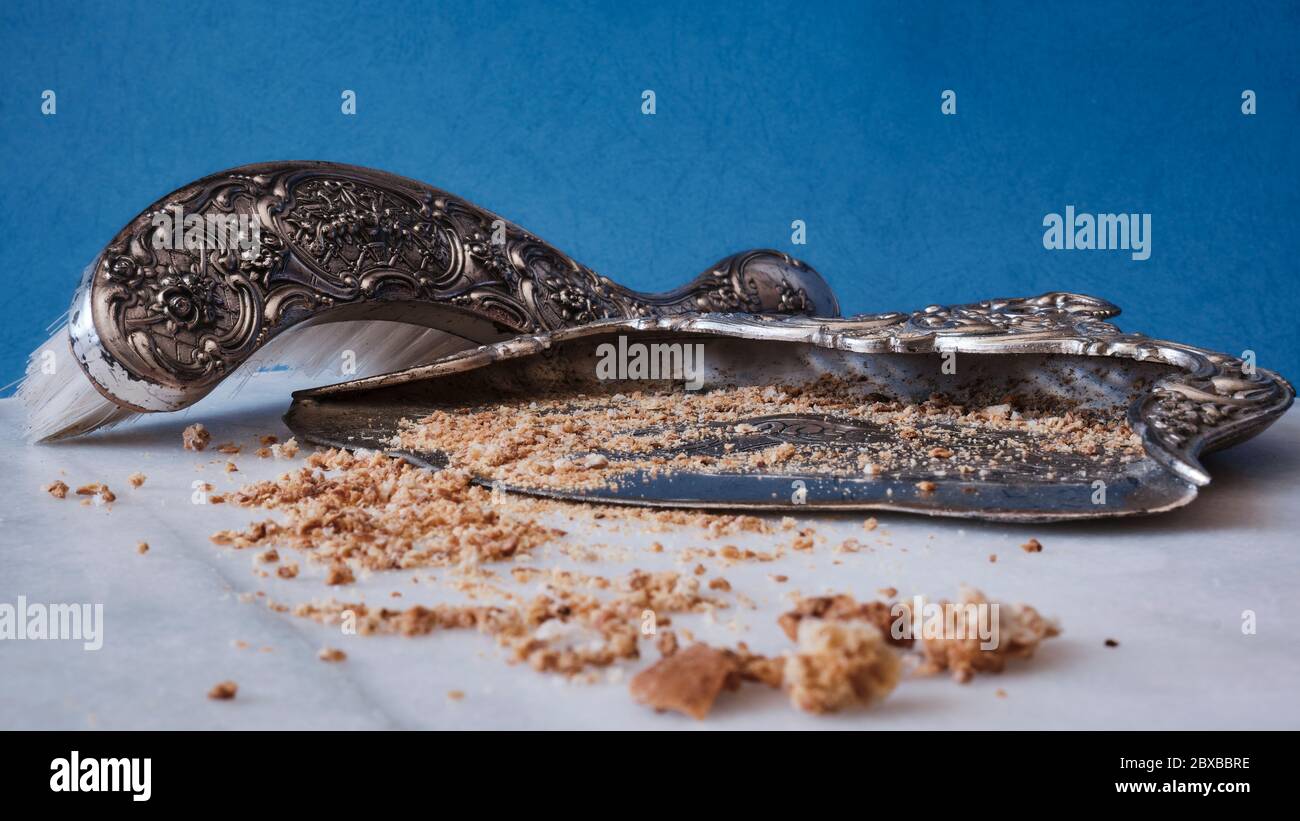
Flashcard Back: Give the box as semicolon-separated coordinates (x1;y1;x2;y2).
1;370;1298;730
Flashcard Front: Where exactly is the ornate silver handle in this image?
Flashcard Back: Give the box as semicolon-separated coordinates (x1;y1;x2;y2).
69;161;838;413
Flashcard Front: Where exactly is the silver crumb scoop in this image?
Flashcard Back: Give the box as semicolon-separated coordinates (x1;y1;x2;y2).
284;292;1293;522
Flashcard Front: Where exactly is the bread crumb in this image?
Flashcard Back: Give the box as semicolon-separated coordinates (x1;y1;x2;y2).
1021;538;1043;553
224;461;239;473
136;542;149;555
916;587;1060;683
779;594;906;647
447;690;465;701
260;435;279;446
656;629;679;658
629;643;738;720
277;563;299;579
1104;638;1119;648
207;681;238;700
127;473;146;489
45;480;69;499
217;443;241;455
325;563;355;586
863;517;878;531
74;483;116;504
182;424;211;452
915;480;937;494
989;553;997;563
995;688;1007;698
784;619;901;714
318;647;347;662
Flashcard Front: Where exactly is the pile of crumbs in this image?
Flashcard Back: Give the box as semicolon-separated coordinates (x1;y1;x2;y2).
43;395;1077;717
196;438;1064;719
210;448;561;569
395;378;1144;493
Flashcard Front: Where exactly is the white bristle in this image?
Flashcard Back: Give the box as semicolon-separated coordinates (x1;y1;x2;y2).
18;325;136;442
19;320;476;443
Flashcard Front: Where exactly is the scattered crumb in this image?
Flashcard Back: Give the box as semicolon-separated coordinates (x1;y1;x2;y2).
277;563;299;579
915;480;937;494
863;517;877;531
995;688;1007;698
127;473;146;489
45;480;68;499
1104;638;1119;648
878;587;897;598
182;424;211;452
989;554;997;563
217;443;241;455
224;461;239;473
779;594;907;647
916;587;1060;683
207;681;238;700
74;483;115;504
1021;538;1043;553
325;563;355;586
447;690;465;701
629;643;738;720
656;629;679;658
136;542;149;555
318;647;347;662
785;619;901;714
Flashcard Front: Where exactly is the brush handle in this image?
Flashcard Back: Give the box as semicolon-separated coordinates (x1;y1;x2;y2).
68;161;837;413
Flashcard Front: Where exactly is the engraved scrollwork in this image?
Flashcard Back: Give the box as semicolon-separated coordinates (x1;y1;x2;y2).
80;162;834;407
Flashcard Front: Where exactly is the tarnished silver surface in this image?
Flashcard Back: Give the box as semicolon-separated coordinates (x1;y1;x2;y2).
69;161;836;416
284;292;1293;521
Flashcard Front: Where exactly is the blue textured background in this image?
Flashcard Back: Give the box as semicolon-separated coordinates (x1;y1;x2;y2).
1;0;1297;389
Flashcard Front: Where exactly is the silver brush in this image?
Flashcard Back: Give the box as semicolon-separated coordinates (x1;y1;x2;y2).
20;161;838;441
